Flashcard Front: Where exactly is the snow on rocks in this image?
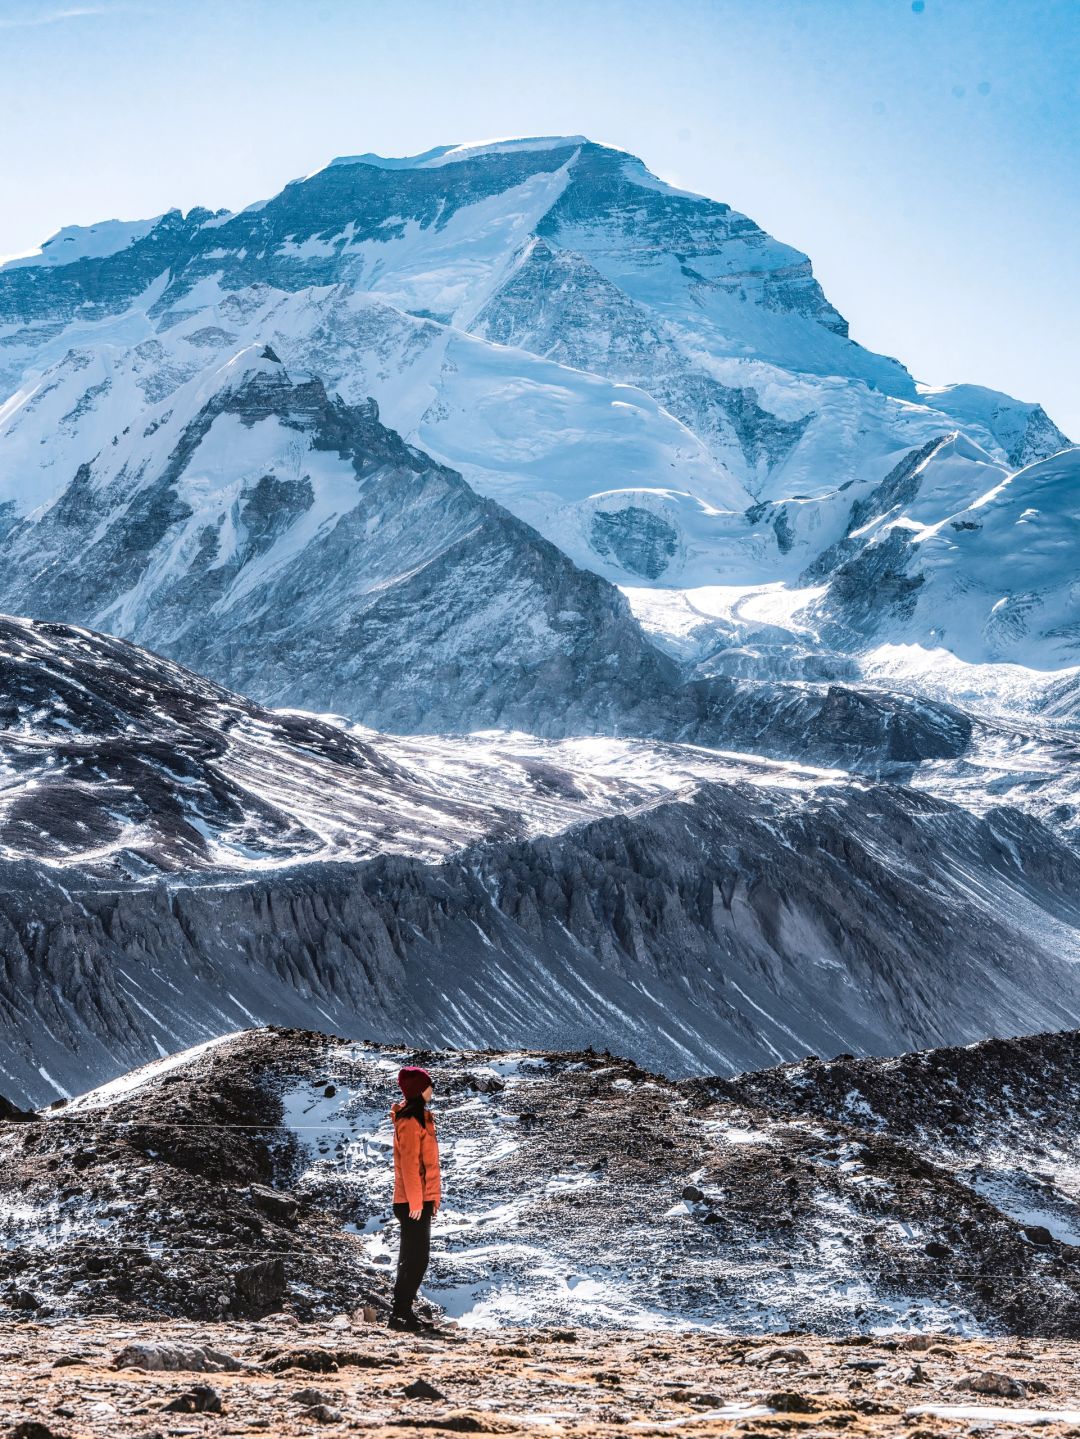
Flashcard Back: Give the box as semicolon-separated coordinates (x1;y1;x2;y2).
6;1025;1080;1338
114;1342;247;1373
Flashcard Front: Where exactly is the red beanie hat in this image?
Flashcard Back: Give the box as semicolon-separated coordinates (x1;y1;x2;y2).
398;1066;433;1100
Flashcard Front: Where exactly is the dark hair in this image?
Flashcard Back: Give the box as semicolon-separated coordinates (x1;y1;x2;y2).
396;1093;427;1129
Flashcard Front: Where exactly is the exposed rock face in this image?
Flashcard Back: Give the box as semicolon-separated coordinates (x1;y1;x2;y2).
5;757;1080;1105
4;1026;1080;1337
2;615;1077;1106
590;505;679;579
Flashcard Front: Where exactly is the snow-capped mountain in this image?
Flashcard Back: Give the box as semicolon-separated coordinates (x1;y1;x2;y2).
0;137;1073;713
2;136;1079;1114
0;346;1017;747
5;616;1080;1107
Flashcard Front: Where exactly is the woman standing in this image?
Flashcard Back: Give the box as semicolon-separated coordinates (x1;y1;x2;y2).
389;1065;441;1332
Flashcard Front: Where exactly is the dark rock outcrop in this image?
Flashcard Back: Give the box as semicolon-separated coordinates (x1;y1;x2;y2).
4;1026;1080;1336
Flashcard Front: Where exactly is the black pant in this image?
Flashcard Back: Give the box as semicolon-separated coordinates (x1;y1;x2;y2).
392;1200;435;1315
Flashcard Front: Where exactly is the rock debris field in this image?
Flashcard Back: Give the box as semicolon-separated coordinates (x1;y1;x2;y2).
1;1321;1080;1438
3;1027;1080;1434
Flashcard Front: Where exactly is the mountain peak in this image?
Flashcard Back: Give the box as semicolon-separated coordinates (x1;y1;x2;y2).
325;135;591;172
210;342;296;395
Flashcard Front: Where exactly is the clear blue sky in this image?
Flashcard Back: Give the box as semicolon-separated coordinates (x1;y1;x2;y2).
1;0;1077;436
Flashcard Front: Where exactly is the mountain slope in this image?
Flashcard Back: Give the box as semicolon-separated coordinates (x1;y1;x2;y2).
0;353;989;752
0;349;687;733
0;136;1072;699
3;616;1080;1108
809;446;1080;667
4;1026;1080;1336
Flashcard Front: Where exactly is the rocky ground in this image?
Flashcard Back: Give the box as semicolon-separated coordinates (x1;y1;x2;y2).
1;1319;1079;1437
3;1029;1080;1337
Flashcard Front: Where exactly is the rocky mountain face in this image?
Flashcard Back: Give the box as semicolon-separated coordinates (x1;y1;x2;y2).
4;617;1080;1107
1;135;1078;1154
0;346;992;749
807;445;1080;671
3;1026;1080;1338
1;136;1074;704
0;351;685;735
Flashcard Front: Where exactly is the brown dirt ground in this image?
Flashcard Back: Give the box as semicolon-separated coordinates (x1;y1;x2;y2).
1;1320;1079;1439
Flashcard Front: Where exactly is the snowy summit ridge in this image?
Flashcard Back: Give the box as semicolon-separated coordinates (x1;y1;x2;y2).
325;134;595;170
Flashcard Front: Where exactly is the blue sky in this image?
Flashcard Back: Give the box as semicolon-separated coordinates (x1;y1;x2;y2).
1;0;1077;435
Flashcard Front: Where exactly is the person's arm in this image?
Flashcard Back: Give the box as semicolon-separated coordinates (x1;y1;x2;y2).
429;1130;442;1215
397;1119;425;1217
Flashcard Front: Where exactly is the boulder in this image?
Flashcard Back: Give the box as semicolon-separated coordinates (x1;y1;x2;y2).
234;1258;286;1315
161;1385;223;1414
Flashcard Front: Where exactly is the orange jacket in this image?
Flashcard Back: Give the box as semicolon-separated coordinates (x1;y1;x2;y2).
392;1101;441;1211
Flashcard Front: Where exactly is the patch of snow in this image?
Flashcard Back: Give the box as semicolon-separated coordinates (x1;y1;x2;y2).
909;1405;1080;1425
57;1033;240;1113
1;216;160;270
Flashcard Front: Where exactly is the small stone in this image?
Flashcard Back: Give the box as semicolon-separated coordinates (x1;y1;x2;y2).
267;1348;340;1374
899;1335;935;1351
161;1384;223;1414
962;1371;1026;1398
1023;1224;1054;1247
901;1363;928;1385
293;1389;335;1408
845;1358;886;1371
764;1392;816;1413
404;1377;447;1401
923;1240;950;1259
300;1406;344;1425
681;1184;704;1203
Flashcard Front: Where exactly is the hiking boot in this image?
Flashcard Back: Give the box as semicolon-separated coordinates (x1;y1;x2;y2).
388;1311;423;1333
